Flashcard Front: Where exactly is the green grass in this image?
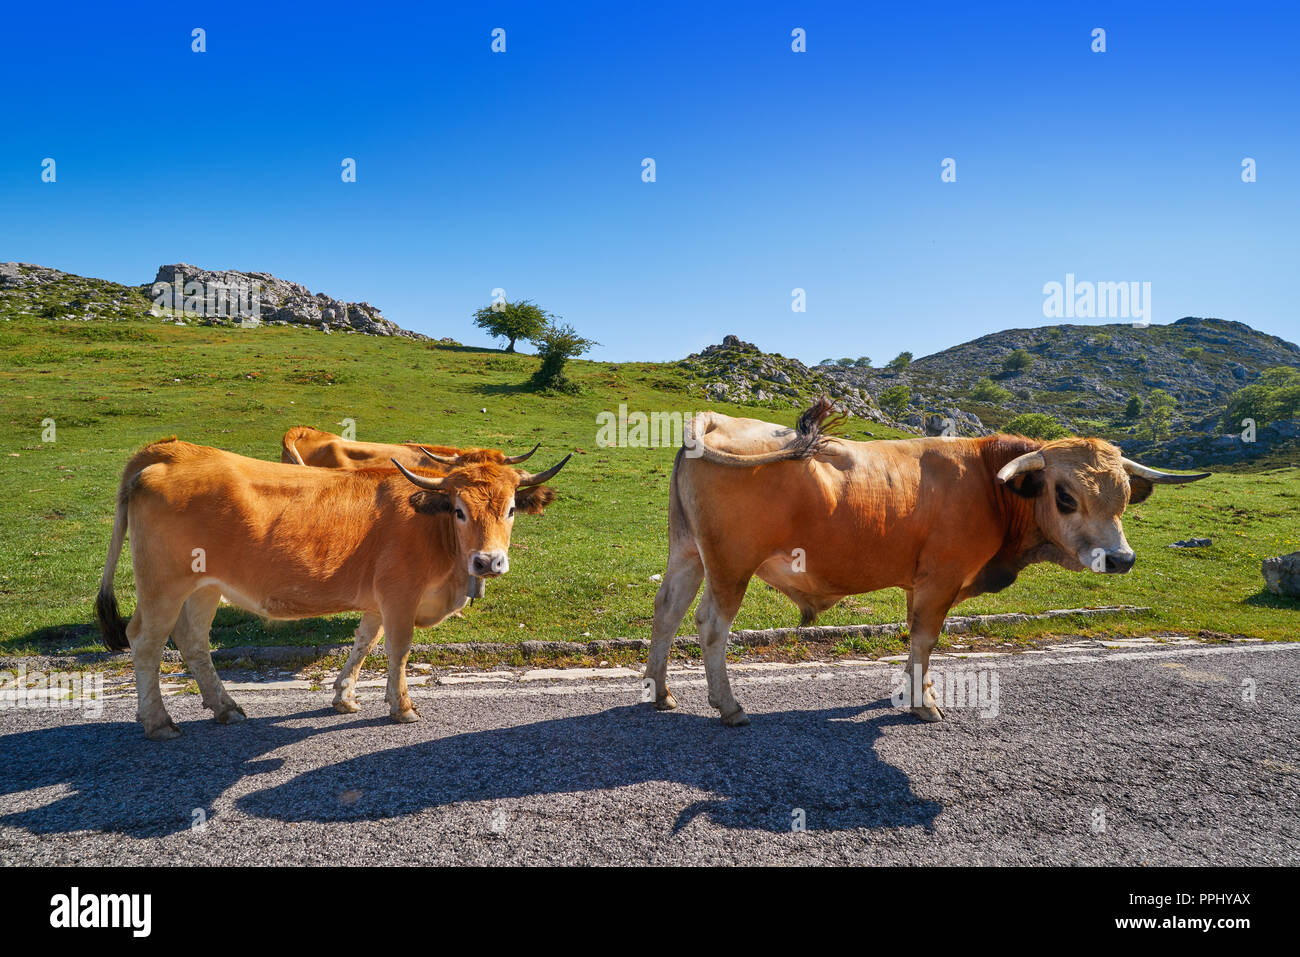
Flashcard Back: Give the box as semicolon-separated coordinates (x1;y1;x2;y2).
1;310;1297;655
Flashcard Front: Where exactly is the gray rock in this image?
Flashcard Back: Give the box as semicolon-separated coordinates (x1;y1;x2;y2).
1262;551;1300;598
149;264;426;340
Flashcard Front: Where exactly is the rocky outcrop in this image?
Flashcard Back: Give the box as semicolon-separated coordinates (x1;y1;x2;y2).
2;262;427;339
677;335;989;434
0;263;68;288
0;263;151;321
1262;551;1300;598
1120;419;1300;469
679;335;892;425
149;264;425;339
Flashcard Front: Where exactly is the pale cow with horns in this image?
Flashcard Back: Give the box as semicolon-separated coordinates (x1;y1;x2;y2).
645;398;1209;726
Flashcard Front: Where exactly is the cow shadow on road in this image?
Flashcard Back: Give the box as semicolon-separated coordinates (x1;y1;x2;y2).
235;700;940;835
0;705;377;839
0;700;939;838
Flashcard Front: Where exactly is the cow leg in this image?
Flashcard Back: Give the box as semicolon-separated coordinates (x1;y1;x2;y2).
645;549;704;711
126;596;186;741
695;580;749;727
380;616;420;723
333;611;384;714
171;586;245;725
904;588;957;723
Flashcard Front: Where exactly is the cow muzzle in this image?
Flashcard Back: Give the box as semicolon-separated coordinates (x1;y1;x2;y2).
1103;549;1136;574
470;551;509;578
1080;546;1136;574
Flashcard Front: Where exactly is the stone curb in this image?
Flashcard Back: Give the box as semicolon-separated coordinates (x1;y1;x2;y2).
0;605;1150;670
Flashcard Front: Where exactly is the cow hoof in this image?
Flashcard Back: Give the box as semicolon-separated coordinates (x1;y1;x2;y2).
333;697;361;714
144;719;182;741
654;690;677;711
391;708;421;724
720;707;750;727
910;705;944;723
215;704;246;724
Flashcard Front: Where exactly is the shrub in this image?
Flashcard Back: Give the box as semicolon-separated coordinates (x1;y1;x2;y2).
1222;366;1300;429
878;384;911;417
886;351;913;369
528;322;598;392
1004;412;1070;440
1002;349;1035;373
1140;389;1178;441
1124;395;1143;419
969;378;1013;403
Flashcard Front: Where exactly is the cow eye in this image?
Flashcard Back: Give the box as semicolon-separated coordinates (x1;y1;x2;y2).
454;506;467;522
507;505;516;518
1055;486;1078;514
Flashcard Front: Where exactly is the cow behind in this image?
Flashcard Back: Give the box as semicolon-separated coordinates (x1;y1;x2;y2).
97;438;568;739
280;425;539;471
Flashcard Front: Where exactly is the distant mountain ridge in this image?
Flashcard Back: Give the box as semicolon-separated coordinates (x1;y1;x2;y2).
821;317;1299;431
816;317;1300;467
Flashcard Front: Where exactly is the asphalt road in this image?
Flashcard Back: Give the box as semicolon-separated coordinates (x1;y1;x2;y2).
2;640;1298;865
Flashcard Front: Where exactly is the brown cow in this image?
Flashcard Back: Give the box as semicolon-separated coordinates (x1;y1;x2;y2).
96;438;568;739
645;399;1209;726
280;425;539;471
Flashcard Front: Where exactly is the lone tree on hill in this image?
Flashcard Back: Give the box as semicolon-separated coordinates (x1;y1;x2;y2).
887;351;913;370
529;322;598;392
1140;389;1178;441
472;298;550;352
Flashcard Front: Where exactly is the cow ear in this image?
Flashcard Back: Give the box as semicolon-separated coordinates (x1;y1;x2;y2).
410;491;453;515
1004;471;1045;499
515;485;556;514
1128;476;1155;505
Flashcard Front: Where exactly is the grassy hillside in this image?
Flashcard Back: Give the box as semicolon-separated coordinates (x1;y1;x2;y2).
2;304;1298;655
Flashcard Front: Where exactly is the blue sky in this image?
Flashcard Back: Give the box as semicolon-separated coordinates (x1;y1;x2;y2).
2;1;1297;363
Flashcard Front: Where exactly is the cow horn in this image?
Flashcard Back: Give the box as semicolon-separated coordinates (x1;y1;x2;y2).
416;445;460;466
502;443;541;465
517;453;572;487
1121;458;1211;484
995;451;1046;484
392;458;448;490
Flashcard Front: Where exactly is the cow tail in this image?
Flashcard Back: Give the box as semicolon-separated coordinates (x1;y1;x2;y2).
96;440;180;651
791;396;846;457
690;398;844;467
95;477;132;651
667;445;692;539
